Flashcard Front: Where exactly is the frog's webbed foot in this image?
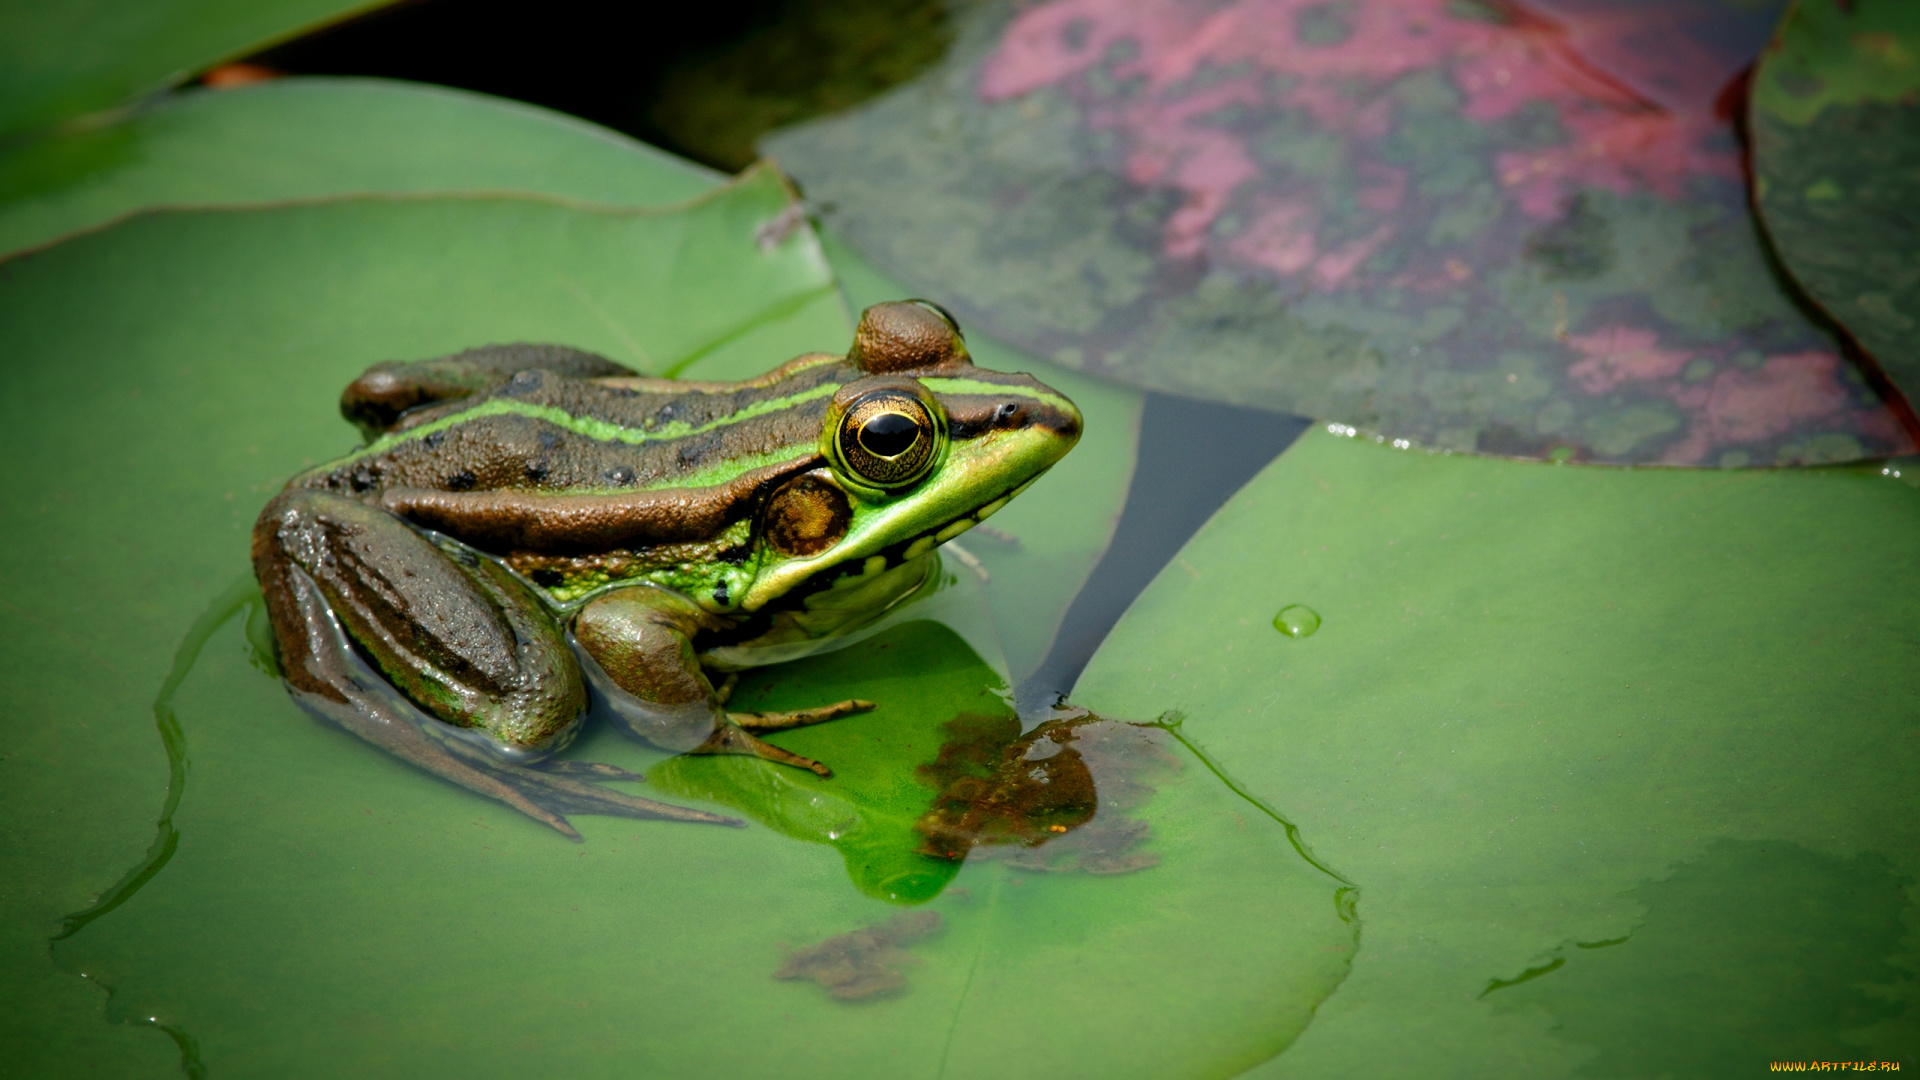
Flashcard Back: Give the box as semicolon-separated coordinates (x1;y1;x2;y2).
693;722;835;778
704;652;877;733
580;656;847;777
729;699;876;733
536;759;645;781
714;699;879;775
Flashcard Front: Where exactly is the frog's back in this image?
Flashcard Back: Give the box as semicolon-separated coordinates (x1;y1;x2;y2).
298;349;847;499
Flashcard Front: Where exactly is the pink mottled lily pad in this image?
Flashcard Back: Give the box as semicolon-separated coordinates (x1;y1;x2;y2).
1750;0;1920;414
768;0;1915;465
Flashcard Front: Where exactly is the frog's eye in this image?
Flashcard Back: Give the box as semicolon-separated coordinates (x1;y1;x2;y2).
836;390;938;489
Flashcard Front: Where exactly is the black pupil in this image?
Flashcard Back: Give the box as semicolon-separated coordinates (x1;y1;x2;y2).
859;412;921;458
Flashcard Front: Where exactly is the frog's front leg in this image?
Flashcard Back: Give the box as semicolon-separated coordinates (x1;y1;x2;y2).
253;490;739;837
574;587;874;777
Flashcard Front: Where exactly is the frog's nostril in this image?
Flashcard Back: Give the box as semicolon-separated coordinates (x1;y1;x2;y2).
995;402;1021;425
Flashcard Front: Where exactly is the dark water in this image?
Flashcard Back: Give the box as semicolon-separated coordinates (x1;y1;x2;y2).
251;0;950;171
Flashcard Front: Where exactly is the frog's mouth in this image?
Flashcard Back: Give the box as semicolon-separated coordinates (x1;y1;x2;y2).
820;475;1040;591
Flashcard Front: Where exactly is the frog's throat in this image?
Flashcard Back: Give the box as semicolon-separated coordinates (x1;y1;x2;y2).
703;553;938;671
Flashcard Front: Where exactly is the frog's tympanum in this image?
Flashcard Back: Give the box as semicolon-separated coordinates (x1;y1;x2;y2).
254;302;1081;837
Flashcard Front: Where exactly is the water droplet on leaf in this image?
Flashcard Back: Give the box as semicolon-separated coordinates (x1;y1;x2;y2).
1273;604;1321;638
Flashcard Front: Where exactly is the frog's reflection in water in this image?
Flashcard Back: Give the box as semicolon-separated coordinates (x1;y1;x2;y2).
915;710;1174;876
767;709;1178;1002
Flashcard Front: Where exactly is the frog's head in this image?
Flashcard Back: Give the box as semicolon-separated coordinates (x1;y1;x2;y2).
738;301;1082;611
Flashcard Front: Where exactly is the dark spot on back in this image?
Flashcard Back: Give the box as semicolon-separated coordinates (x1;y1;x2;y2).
605;466;635;486
446;470;477;491
677;431;722;467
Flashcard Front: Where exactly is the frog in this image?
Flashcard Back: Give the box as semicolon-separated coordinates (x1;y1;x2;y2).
253;301;1082;838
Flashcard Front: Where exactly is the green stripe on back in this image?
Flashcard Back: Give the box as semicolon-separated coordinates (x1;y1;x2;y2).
340;384;843;465
649;450;815;492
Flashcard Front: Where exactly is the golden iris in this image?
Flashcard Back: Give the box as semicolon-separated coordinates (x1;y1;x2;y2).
838;391;936;487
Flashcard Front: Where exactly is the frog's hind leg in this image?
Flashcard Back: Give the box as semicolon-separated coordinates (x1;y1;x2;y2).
254;491;739;836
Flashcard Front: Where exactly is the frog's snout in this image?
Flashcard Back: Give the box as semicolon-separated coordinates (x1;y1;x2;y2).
991;392;1082;446
952;379;1082;447
1048;396;1084;443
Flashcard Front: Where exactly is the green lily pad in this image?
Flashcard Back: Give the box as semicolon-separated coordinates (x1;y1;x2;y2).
0;0;387;140
0;77;719;260
767;0;1915;466
1075;428;1920;1073
0;171;843;1074
1751;0;1920;408
51;601;1355;1077
9;165;842;382
824;230;1144;682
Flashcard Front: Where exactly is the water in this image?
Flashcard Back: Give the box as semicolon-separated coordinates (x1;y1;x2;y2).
1271;605;1321;640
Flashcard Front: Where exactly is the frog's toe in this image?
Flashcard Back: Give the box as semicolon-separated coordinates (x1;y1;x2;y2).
695;723;834;777
294;674;744;836
296;687;590;838
538;760;645;781
482;757;745;830
731;699;876;733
